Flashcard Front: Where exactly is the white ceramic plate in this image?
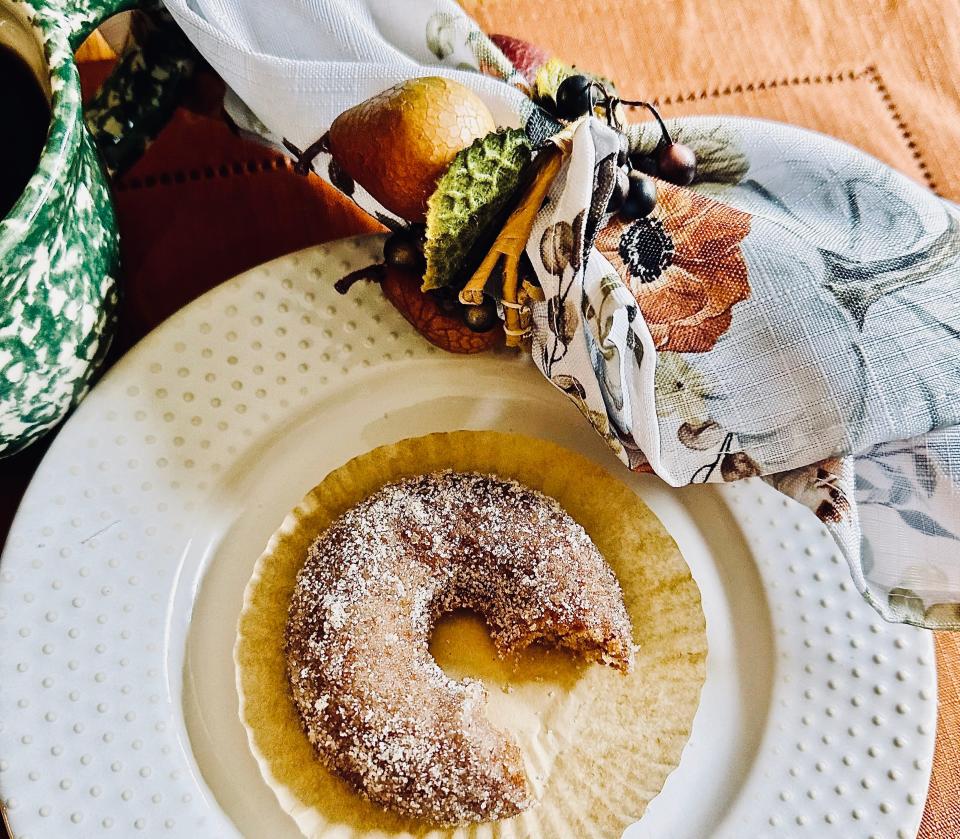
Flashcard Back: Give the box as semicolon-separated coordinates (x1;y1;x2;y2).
0;240;937;839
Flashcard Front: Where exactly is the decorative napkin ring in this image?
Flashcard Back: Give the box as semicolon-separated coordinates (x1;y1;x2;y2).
162;0;960;630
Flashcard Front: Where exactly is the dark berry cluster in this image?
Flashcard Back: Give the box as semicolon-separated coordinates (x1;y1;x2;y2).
552;74;697;219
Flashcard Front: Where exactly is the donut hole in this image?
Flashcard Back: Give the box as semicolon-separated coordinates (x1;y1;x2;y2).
429;608;591;688
427;607;599;798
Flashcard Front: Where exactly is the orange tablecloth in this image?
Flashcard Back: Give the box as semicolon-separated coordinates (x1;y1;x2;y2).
1;2;958;836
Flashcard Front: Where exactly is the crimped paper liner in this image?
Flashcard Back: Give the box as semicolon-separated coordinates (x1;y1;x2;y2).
235;431;707;838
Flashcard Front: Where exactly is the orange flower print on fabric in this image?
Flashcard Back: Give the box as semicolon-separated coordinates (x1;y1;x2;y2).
596;182;752;353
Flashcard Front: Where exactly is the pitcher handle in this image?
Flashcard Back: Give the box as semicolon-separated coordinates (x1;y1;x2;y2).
69;0;198;176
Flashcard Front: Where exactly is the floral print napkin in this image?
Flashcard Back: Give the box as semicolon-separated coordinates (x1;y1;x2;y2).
162;0;960;628
530;115;960;629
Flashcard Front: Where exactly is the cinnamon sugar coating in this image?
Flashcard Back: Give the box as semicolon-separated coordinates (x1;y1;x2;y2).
285;471;634;826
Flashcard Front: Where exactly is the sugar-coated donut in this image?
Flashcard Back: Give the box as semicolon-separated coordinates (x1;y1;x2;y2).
285;471;634;826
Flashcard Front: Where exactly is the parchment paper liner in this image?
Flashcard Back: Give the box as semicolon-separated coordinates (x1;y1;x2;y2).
235;431;707;838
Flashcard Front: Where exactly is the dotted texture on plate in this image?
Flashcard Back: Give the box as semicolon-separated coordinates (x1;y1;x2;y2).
710;481;936;839
0;238;936;839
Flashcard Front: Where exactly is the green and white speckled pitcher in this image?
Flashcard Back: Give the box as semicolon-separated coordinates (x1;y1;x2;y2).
0;0;194;457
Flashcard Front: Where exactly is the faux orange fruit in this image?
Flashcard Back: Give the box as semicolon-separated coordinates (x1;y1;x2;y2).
328;77;496;223
381;266;501;354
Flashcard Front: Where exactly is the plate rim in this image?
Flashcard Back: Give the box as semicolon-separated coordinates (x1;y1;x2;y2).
0;241;938;839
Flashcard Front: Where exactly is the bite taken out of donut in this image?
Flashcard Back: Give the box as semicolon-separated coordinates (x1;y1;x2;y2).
285;471;634;826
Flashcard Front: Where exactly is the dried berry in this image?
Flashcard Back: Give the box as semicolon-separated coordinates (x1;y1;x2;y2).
657;142;697;186
463;298;499;332
621;172;657;219
554;74;599;120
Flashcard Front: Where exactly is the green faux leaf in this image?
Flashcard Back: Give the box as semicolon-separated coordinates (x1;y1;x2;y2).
423;128;532;291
